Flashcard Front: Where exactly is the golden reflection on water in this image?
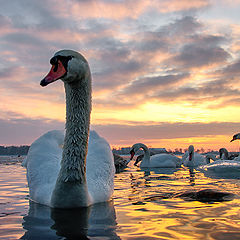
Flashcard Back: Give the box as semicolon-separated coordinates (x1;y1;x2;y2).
0;157;240;239
114;162;240;240
0;163;28;240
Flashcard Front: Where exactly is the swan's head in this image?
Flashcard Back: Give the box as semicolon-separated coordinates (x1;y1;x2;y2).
134;154;144;166
130;143;142;161
230;133;240;142
219;148;228;159
188;145;194;161
40;50;90;87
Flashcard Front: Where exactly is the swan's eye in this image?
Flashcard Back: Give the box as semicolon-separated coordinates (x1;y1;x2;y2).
50;56;59;72
50;55;73;73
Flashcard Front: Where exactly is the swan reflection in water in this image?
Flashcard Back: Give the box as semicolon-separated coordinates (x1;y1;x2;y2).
188;167;195;186
21;200;120;240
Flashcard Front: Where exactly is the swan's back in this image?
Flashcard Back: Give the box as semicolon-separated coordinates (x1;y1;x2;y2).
199;160;240;179
86;130;115;203
25;130;64;205
142;153;182;168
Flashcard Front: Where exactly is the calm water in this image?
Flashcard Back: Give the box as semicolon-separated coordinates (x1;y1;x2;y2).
0;156;240;240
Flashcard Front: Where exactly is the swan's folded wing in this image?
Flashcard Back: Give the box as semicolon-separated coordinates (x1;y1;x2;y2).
26;130;64;205
86;130;115;203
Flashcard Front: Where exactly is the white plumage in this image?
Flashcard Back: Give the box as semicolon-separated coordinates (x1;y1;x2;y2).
182;145;208;167
25;130;115;207
24;50;115;208
130;143;182;168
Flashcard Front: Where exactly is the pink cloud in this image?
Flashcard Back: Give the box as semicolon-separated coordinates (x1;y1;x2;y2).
66;0;210;20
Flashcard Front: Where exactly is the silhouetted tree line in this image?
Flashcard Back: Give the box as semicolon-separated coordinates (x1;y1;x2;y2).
0;145;30;155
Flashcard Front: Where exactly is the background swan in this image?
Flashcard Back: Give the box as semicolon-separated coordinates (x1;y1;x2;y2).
219;148;229;160
230;133;240;142
130;143;182;168
198;159;240;179
25;50;115;208
113;153;130;173
218;147;239;160
183;145;208;167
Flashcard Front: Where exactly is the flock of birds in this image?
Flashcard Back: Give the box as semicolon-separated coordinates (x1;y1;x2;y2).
22;50;240;209
129;137;240;169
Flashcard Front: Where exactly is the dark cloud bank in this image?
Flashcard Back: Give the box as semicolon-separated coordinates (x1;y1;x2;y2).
1;116;239;145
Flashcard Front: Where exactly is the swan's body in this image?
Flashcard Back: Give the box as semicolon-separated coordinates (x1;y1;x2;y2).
198;159;240;179
130;143;182;168
183;145;208;167
198;147;240;179
218;148;239;160
25;50;115;208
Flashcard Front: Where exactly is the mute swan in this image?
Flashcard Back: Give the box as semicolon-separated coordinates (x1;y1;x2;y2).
198;158;240;179
183;145;208;167
25;50;115;208
219;148;229;159
130;143;182;168
198;146;240;178
113;153;130;173
230;133;240;142
218;148;239;160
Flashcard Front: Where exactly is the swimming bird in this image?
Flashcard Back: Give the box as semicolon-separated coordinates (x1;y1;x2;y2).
183;145;208;167
25;50;115;208
130;143;182;168
113;153;130;173
198;158;240;179
218;148;239;160
198;148;240;178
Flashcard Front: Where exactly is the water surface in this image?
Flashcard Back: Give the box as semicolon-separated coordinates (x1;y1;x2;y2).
0;156;240;239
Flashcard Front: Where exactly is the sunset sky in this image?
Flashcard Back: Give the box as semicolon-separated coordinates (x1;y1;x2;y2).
1;0;240;151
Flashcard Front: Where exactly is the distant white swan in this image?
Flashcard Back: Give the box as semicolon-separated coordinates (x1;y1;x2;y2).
183;145;208;167
24;50;115;208
130;143;182;168
198;158;240;179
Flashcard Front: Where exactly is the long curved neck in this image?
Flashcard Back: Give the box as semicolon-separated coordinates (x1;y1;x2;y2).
139;143;150;163
221;149;228;160
51;75;92;208
62;81;91;182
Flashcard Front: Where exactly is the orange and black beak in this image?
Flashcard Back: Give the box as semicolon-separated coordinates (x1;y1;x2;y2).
40;58;67;87
230;137;236;142
189;152;193;161
130;149;135;160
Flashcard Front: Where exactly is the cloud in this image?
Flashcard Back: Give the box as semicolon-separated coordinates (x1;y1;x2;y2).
93;121;240;145
67;0;210;20
119;73;190;96
1;111;239;147
220;58;240;77
90;16;235;108
0;14;11;28
171;45;230;69
0;0;239;148
2;32;45;46
0;113;64;145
